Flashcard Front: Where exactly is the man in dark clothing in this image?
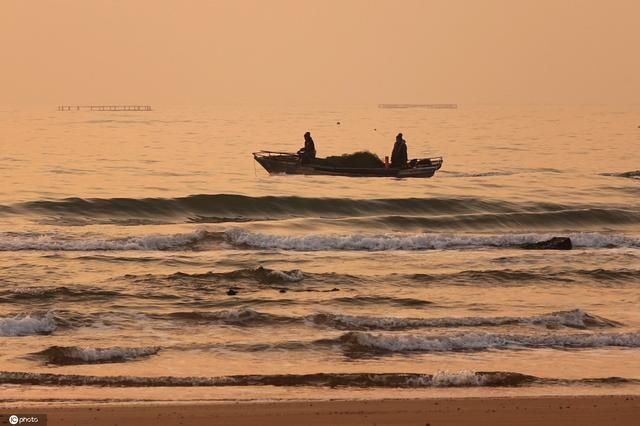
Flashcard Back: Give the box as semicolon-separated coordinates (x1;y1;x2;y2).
298;131;316;163
391;133;408;167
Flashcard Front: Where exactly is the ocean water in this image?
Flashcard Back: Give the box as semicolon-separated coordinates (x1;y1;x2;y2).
0;105;639;405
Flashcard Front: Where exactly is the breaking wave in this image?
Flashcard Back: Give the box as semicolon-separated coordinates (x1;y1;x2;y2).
1;370;636;388
224;230;640;251
3;229;639;252
0;312;57;336
31;346;160;365
308;309;621;331
331;331;640;354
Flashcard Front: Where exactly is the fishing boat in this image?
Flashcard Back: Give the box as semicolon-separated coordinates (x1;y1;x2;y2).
253;151;443;178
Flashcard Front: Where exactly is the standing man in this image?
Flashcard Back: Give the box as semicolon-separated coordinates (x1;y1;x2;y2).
391;133;408;167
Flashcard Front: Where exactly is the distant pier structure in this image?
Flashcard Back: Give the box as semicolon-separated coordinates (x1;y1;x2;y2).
378;103;458;109
57;105;152;112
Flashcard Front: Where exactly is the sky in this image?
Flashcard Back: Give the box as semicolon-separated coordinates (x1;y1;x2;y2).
1;0;639;106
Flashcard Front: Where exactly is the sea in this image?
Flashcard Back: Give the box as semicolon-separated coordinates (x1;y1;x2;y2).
0;104;639;405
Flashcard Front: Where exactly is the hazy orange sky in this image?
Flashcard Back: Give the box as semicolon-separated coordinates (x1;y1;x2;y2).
1;0;638;106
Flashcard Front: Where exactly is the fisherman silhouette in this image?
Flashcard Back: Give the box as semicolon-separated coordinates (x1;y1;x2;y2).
297;131;316;163
390;133;408;167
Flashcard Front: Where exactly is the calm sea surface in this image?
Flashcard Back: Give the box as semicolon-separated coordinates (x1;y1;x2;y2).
1;105;639;404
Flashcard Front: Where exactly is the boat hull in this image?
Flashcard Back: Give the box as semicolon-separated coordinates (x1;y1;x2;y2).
253;152;443;178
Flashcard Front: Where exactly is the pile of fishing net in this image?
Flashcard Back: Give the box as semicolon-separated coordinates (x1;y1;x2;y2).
315;151;385;168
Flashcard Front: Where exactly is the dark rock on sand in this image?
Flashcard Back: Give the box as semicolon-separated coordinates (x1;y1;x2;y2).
521;237;572;250
226;288;238;296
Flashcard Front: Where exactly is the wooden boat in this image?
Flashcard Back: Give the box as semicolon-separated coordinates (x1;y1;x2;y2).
253;151;443;178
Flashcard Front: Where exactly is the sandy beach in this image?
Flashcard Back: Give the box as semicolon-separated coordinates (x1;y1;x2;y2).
4;395;638;426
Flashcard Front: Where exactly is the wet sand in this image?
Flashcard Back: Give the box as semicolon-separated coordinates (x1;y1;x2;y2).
8;395;639;426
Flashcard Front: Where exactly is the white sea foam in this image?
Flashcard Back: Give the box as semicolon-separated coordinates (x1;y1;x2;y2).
397;370;489;387
213;308;261;322
0;229;209;251
224;229;640;251
430;370;487;387
266;268;304;282
0;312;57;336
341;331;640;352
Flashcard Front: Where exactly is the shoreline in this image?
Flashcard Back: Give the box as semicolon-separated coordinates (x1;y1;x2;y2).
3;395;639;426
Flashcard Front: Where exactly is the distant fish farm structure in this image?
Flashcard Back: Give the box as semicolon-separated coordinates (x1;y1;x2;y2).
57;105;152;112
378;103;458;109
